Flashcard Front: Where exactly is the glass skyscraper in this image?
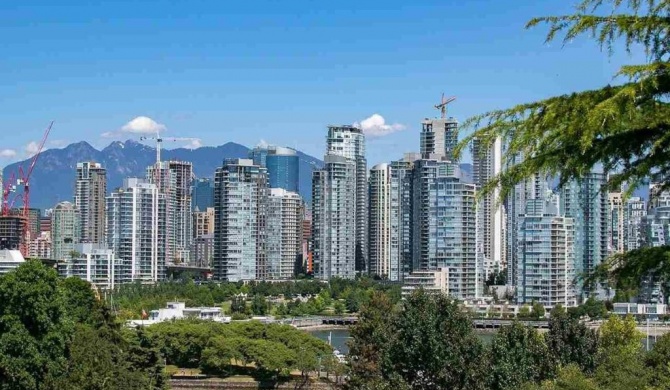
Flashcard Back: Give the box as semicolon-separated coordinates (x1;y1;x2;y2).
266;147;299;192
410;159;479;299
326;125;367;273
192;178;214;211
249;145;299;192
560;168;609;297
213;159;268;281
516;198;576;307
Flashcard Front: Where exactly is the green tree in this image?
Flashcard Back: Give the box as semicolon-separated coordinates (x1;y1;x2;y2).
519;305;531;319
346;291;396;389
385;290;487;390
333;300;345;315
454;0;670;290
599;315;643;357
124;328;167;390
251;295;268;316
545;308;599;374
592;316;650;390
60;277;99;325
531;302;546;320
523;365;599;390
646;333;670;387
0;261;72;389
489;322;555;390
200;336;241;376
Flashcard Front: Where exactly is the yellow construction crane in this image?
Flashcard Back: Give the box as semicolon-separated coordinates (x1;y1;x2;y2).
434;93;456;119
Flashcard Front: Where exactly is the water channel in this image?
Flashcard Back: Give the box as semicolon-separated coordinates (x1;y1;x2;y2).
308;329;496;355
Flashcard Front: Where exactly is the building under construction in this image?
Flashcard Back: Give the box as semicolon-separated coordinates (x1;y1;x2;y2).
0;216;28;254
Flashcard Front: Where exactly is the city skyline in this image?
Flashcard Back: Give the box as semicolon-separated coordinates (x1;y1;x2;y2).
0;0;646;167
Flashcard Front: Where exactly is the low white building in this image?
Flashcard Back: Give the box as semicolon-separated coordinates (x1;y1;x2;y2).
127;302;231;327
401;268;449;299
0;249;26;274
613;303;667;320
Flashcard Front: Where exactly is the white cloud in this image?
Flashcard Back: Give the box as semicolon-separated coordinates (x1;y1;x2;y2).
100;131;117;138
183;138;202;149
256;139;271;148
0;149;17;158
121;116;166;134
25;141;40;157
49;139;67;148
354;114;406;138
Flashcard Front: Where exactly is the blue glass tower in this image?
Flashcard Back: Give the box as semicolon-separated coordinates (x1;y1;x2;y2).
249;145;299;192
192;178;214;211
266;146;299;192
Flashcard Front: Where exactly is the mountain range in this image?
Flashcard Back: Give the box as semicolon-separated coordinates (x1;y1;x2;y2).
2;140;324;210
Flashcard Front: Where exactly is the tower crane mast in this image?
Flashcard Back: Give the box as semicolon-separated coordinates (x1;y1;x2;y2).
434;93;457;119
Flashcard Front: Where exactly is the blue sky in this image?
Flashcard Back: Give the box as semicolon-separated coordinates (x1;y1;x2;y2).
0;0;644;167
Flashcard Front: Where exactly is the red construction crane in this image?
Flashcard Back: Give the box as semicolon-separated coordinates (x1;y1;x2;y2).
1;122;52;255
17;121;53;217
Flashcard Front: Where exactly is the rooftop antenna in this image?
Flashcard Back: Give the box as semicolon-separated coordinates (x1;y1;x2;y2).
434;93;457;119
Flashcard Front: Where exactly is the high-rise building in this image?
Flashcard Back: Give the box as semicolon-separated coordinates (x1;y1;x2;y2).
191;207;214;269
51;201;79;261
191;234;214;269
266;188;303;279
609;191;624;254
253;146;301;193
9;208;41;241
503;152;546;288
326;125;367;273
0;216;28;254
168;161;193;261
213;159;267;281
29;231;51;259
411;159;479;299
75;162;106;244
146;161;193;264
516;198;576;307
249;143;270;168
61;243;131;289
389;153;419;279
147;162;176;267
302;209;312;275
192;178;214;211
560;169;609;297
420;117;459;161
312;155;357;280
368;163;392;279
649;182;670;209
106;178;163;283
639;191;669;303
40;216;51;234
192;207;215;238
471;137;505;279
624;197;646;251
268;147;299;192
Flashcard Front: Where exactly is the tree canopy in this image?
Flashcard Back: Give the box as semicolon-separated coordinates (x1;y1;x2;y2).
454;0;670;295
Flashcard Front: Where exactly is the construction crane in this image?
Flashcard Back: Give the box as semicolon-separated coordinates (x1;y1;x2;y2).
139;129;201;166
1;121;53;216
1;121;53;256
434;93;457;119
138;130;199;267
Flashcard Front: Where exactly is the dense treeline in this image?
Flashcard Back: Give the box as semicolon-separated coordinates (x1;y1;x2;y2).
110;277;401;319
0;261;167;390
143;320;342;380
347;290;670;390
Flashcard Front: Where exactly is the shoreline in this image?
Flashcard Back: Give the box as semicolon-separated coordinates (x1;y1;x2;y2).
298;324;350;331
